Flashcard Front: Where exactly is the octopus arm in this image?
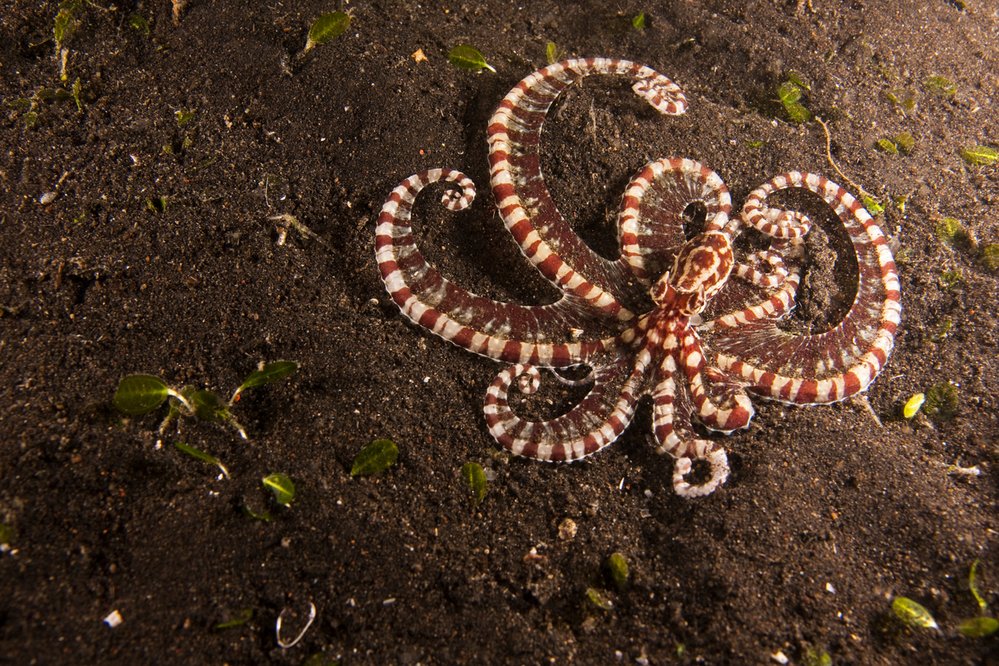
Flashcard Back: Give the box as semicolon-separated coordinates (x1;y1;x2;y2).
488;58;687;319
482;353;645;462
701;172;901;405
376;169;624;364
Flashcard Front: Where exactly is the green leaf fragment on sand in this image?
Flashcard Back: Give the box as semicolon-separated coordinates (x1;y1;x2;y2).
777;80;811;123
233;360;299;400
461;462;488;504
894;131;915;154
448;44;496;73
175;109;195;127
606;552;630;591
632;12;647;30
959;616;999;638
305;11;350;52
861;195;884;216
891;596;939;630
924;75;956;97
351;438;399;476
877;138;898;155
902;393;924;419
215;608;253;630
174;442;229;478
262;473;296;506
545;41;561;65
960;145;998;166
586;587;613;611
114;375;170;415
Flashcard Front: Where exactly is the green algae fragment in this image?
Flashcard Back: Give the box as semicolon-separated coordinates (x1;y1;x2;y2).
891;596;939;630
351;438;399;476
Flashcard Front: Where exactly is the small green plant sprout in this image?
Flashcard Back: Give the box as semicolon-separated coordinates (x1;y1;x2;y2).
960;145;998;167
351;438;399;476
923;381;959;420
891;596;939;630
9;83;85;128
215;608;253;630
54;0;82;81
230;360;299;404
113;361;299;440
902;392;925;419
958;560;999;638
585;587;614;611
461;462;488;505
545;41;563;65
924;75;957;97
981;244;999;272
877;138;899;156
174;442;230;478
114;374;193;415
746;139;766;149
262;473;296;507
969;559;988;613
175;108;195;127
304;11;351;53
145;195;168;213
959;616;999;638
605;552;630;592
802;646;832;666
268;213;322;246
448;44;496;73
631;11;647;30
777;72;812;123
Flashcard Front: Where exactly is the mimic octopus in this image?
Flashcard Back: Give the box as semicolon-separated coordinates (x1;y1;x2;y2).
375;58;901;497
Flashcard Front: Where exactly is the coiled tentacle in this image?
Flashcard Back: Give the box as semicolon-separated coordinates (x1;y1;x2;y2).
488;58;688;320
482;354;646;462
704;172;901;405
375;169;614;363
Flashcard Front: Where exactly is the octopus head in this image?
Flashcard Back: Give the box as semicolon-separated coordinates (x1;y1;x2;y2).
650;231;734;316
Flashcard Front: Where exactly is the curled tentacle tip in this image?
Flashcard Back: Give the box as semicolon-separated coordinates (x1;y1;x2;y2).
672;441;730;498
631;79;688;116
515;365;541;395
440;184;476;212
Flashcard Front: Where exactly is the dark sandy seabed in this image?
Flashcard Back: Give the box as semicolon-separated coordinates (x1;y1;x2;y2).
0;1;997;664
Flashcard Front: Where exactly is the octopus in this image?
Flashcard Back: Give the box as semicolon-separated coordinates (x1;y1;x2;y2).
375;58;901;497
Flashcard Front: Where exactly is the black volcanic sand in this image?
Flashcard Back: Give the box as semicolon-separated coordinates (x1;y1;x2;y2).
1;1;996;664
